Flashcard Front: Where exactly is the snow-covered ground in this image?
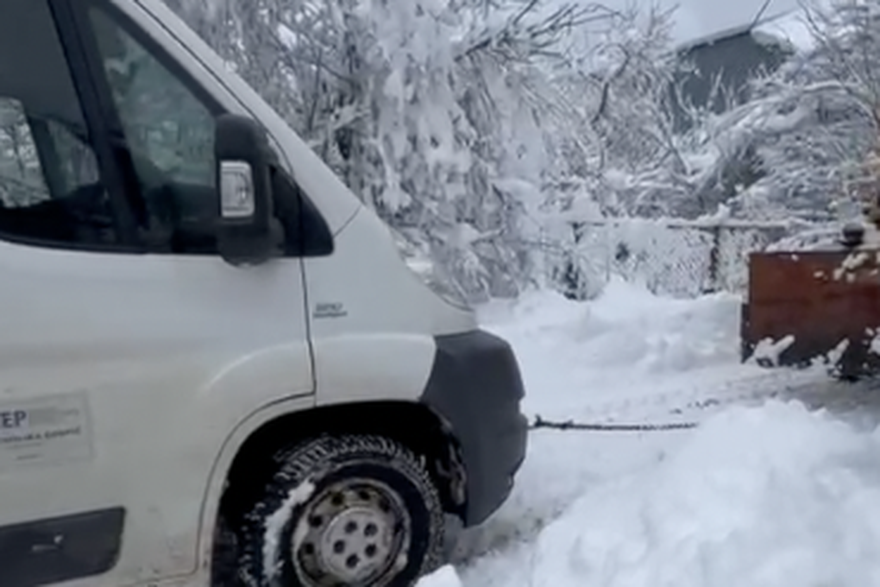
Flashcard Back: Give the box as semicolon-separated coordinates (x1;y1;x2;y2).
420;278;880;587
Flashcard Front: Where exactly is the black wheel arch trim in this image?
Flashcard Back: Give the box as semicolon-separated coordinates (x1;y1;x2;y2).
419;329;528;527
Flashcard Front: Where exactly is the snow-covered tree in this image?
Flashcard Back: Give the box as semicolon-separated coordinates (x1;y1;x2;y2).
165;0;628;302
688;0;880;224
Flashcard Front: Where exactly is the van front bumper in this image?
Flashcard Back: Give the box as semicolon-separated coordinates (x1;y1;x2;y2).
420;329;528;527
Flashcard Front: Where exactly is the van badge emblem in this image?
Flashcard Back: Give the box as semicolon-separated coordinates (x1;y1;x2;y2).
313;303;348;319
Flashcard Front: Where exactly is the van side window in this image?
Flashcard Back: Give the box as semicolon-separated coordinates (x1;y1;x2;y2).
0;0;118;248
87;5;220;253
89;8;215;188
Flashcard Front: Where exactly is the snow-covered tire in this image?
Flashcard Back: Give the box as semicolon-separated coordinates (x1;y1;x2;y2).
237;435;445;587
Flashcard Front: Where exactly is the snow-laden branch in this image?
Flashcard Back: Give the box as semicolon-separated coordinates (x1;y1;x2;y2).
454;2;617;63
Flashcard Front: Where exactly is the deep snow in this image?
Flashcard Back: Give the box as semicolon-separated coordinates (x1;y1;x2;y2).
416;565;463;587
478;277;831;425
431;277;880;587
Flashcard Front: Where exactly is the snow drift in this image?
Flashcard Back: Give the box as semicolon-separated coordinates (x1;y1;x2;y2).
525;400;880;587
480;277;755;422
417;565;463;587
458;276;879;587
483;277;741;376
460;401;880;587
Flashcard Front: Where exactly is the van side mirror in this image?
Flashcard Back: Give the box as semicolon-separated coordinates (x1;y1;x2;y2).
214;113;283;266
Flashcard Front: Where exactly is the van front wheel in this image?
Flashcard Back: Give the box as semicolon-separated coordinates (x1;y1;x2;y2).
237;435;445;587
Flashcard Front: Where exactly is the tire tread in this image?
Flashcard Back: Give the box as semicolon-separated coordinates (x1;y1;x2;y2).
236;434;445;587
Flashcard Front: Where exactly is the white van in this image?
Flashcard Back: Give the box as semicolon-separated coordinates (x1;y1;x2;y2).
0;0;528;585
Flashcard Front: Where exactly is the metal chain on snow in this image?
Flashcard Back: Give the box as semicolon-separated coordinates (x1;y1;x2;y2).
525;375;810;434
530;415;698;433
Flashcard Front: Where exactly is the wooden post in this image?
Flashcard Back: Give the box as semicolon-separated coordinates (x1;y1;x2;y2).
706;224;721;294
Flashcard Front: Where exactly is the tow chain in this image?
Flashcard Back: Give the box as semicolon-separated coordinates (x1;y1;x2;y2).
524;367;880;434
530;415;698;432
525;377;805;434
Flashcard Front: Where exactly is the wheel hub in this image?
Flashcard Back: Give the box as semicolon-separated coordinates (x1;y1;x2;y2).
292;480;410;586
319;506;392;580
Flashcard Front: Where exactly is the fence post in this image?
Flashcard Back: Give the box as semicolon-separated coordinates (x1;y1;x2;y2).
706;224;721;294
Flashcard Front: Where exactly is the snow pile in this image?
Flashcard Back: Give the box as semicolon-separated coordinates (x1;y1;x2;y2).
417;565;463;587
483;277;740;377
453;429;681;582
480;277;749;420
459;278;879;587
518;401;880;587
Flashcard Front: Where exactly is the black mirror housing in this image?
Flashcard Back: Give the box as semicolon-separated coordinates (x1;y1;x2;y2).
214;113;283;266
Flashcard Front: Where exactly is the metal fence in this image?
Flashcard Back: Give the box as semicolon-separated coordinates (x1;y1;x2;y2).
543;217;820;299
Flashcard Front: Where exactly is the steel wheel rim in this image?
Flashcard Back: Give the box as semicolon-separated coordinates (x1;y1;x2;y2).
290;477;412;586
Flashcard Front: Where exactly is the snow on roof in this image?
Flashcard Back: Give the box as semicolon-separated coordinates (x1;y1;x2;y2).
674;9;812;55
752;10;817;53
676;22;760;52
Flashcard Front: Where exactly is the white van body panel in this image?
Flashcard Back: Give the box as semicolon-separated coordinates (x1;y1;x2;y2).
305;208;476;406
306;208;477;338
39;395;316;587
0;238;312;585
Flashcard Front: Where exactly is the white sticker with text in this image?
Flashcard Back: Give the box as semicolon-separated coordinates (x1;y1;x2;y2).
0;392;93;469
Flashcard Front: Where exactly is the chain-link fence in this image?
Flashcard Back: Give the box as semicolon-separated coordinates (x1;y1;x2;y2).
542;217;822;299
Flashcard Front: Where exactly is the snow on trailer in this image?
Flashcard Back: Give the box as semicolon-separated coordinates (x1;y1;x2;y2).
742;158;880;380
742;247;880;378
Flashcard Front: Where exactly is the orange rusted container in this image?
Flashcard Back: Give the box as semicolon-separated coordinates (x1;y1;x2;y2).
741;248;880;379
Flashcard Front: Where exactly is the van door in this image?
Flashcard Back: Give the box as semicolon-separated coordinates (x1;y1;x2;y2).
0;0;313;585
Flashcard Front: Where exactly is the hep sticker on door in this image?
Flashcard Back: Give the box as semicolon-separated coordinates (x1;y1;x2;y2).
0;391;93;469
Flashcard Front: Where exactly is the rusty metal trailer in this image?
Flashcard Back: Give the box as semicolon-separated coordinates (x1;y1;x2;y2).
741;225;880;380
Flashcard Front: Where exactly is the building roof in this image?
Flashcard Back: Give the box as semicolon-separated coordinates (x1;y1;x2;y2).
674;9;800;54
